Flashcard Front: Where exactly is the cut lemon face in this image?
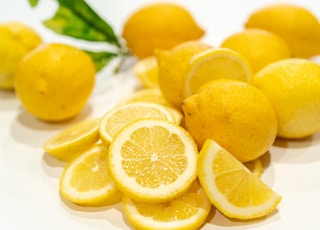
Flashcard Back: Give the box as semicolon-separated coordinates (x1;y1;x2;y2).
122;180;212;230
183;47;252;97
60;144;122;206
43;118;100;161
197;139;281;220
133;56;159;88
99;102;176;145
108;118;198;203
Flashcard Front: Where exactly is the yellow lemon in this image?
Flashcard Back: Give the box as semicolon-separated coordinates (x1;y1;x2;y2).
253;58;320;139
183;47;252;97
0;21;42;90
99;102;177;146
108;118;198;203
182;79;278;162
245;4;320;58
133;56;159;88
122;180;212;230
122;3;205;59
60;144;122;206
221;29;292;73
14;43;96;122
197;139;281;219
43;118;100;161
155;41;212;110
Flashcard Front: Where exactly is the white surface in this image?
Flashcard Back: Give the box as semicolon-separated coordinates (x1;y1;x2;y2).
1;0;320;229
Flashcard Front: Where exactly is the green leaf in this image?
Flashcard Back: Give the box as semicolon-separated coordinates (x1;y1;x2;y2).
44;6;109;42
57;0;120;47
84;50;117;71
28;0;39;7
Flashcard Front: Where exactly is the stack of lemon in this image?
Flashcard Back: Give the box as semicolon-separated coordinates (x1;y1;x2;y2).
42;2;320;230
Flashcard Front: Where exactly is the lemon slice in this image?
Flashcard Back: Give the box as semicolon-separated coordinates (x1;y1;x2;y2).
133;56;159;88
43;118;100;161
183;47;252;97
122;180;212;230
60;144;122;206
244;157;263;177
197;139;281;219
99;102;176;145
108;118;198;203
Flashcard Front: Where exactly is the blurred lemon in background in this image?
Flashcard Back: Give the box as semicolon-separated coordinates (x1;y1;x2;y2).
122;3;205;59
14;43;96;122
0;21;42;90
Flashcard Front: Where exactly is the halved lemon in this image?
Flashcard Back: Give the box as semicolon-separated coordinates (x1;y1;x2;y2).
60;144;122;206
183;47;252;97
108;118;198;203
42;118;100;161
133;56;159;88
197;139;281;219
99;102;176;146
122;180;212;230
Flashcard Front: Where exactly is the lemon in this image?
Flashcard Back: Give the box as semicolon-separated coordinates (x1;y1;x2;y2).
183;47;252;97
243;157;263;177
99;102;177;146
182;79;278;162
221;29;292;73
60;144;122;206
0;21;42;90
198;139;281;220
245;4;320;58
133;56;159;88
122;2;205;59
155;41;212;110
122;180;212;230
14;43;96;122
108;118;198;203
253;58;320;139
43;118;100;161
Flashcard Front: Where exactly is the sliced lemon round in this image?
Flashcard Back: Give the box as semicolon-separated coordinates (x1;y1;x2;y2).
183;47;252;97
133;56;159;88
99;102;176;146
122;180;212;230
197;139;281;220
43;118;100;161
60;144;122;206
108;118;198;203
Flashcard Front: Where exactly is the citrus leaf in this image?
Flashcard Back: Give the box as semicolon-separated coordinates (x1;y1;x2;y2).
28;0;39;7
84;50;117;71
57;0;120;47
44;6;108;42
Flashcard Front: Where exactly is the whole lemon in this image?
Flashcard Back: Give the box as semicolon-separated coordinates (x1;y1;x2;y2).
253;58;320;139
14;43;96;122
182;79;278;162
0;22;42;90
245;4;320;58
122;3;205;59
221;29;292;73
155;41;212;111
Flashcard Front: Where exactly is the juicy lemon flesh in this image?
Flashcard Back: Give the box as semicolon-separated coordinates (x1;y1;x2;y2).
122;126;187;188
198;139;281;219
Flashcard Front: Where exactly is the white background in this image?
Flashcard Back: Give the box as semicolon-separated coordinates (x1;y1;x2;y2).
1;0;320;229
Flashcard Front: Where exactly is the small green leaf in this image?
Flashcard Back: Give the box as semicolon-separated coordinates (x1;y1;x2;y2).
84;50;117;71
28;0;39;7
44;6;109;41
57;0;120;47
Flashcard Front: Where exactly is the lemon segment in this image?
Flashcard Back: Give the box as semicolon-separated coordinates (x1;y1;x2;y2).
43;118;100;161
197;139;281;220
60;144;122;206
133;56;159;88
122;180;212;230
99;102;176;146
183;48;252;97
108;118;198;203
